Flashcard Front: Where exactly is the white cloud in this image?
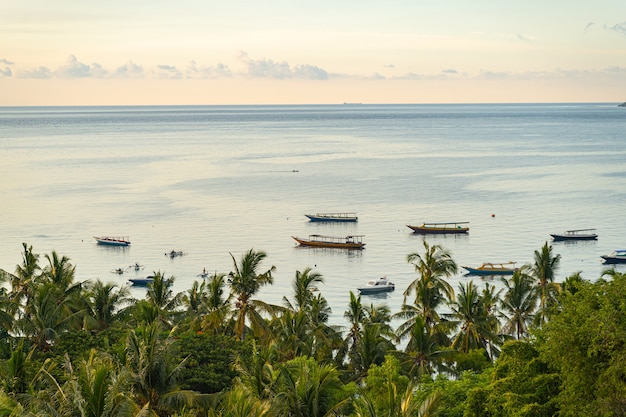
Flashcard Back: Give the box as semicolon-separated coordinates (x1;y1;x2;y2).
114;61;144;78
0;67;12;77
237;51;329;80
16;66;53;79
0;58;14;65
185;60;232;79
55;55;96;78
607;22;626;36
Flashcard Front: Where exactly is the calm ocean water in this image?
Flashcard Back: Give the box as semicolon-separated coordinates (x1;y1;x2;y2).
1;103;625;326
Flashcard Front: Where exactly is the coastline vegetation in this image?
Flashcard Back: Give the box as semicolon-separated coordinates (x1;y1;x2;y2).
0;241;624;416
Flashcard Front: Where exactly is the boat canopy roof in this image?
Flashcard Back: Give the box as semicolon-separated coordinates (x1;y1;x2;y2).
422;222;469;226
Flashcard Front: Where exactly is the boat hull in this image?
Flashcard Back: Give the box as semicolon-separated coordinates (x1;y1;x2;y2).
407;225;469;234
128;278;154;286
293;237;365;249
601;256;626;264
305;214;358;222
94;236;131;246
463;267;516;276
358;286;394;294
551;234;597;241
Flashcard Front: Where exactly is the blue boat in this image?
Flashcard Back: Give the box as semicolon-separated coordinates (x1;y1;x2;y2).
305;212;358;222
128;276;154;286
462;262;518;276
94;236;131;246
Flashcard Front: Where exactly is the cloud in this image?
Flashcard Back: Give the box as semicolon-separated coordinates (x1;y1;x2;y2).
185;60;232;79
55;55;99;78
237;51;328;80
607;22;626;36
114;61;144;78
155;64;182;79
0;67;12;77
15;66;53;79
584;22;595;32
516;33;533;42
442;68;458;74
1;58;14;65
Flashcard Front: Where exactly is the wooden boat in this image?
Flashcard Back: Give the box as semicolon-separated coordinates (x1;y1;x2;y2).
292;234;365;249
128;276;154;286
601;250;626;264
166;250;184;258
94;236;131;246
462;262;518;276
407;222;469;234
550;229;598;241
357;276;395;294
304;212;358;222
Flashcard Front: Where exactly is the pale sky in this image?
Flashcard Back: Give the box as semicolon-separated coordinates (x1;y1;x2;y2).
1;0;625;105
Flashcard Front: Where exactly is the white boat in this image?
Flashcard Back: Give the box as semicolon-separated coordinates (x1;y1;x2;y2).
357;276;395;294
305;212;358;222
601;249;626;264
94;236;131;246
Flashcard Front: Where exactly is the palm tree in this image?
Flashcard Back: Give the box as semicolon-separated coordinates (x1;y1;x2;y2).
228;249;276;341
200;272;234;335
83;279;131;332
446;281;499;358
530;242;561;325
403;240;457;327
125;323;197;416
274;356;350;417
11;243;41;311
282;267;324;313
146;271;183;327
500;269;536;340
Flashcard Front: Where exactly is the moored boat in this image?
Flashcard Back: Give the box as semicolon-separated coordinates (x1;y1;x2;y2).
292;234;365;249
550;229;598;241
305;212;358;222
407;222;469;234
601;250;626;264
94;236;131;246
462;262;518;276
358;276;395;294
128;276;154;286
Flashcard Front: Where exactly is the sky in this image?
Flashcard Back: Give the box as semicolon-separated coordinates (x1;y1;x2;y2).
1;0;625;105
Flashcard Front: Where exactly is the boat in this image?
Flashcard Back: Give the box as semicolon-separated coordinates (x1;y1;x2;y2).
462;262;518;276
550;229;598;241
130;262;144;271
166;250;184;258
407;222;469;234
357;276;395;294
304;212;358;222
128;276;154;286
292;234;366;249
111;267;126;275
94;236;131;246
601;250;626;264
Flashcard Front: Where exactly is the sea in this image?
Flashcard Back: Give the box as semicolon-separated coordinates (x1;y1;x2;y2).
1;103;625;328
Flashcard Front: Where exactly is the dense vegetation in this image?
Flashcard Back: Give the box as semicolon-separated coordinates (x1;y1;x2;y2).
0;241;625;416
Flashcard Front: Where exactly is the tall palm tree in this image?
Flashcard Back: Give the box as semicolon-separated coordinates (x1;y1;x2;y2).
500;269;536;340
446;281;499;358
200;272;234;335
530;242;561;325
403;240;457;327
228;249;276;341
83;279;131;332
282;267;324;313
11;243;41;311
146;271;183;327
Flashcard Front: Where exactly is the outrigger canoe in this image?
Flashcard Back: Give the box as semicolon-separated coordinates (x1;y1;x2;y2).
304;212;358;222
462;262;518;276
292;234;365;249
550;228;598;241
407;222;469;234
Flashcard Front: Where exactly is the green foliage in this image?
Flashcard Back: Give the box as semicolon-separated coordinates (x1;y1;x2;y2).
175;331;245;394
538;271;626;417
